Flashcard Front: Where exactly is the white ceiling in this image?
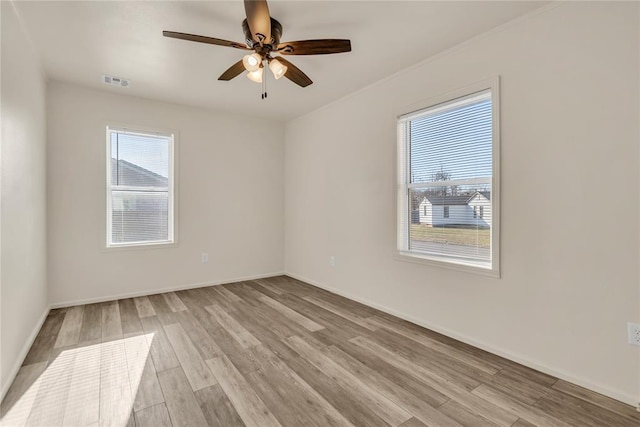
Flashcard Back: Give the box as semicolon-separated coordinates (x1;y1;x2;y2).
14;1;547;121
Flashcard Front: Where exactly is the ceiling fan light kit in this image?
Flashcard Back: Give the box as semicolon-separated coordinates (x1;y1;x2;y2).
242;53;262;72
268;58;287;80
246;68;263;83
163;0;351;98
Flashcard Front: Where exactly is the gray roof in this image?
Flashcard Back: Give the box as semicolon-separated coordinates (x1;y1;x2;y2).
422;195;472;206
421;191;490;206
478;191;491;201
111;158;168;187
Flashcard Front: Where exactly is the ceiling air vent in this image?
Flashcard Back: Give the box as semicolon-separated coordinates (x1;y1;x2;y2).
102;75;130;88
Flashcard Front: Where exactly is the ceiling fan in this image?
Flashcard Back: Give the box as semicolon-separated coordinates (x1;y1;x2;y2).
163;0;351;96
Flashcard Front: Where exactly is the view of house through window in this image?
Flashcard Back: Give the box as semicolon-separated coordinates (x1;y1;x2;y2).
107;128;174;246
398;86;498;271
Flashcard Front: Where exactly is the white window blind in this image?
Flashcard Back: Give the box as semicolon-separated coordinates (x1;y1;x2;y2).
107;128;174;247
398;85;499;273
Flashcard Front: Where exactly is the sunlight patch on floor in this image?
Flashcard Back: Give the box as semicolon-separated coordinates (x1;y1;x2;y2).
1;333;154;426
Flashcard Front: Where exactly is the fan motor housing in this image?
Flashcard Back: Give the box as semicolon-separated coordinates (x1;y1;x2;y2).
242;18;282;48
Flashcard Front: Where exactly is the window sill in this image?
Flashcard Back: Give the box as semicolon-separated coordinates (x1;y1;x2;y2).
394;250;500;278
105;240;177;252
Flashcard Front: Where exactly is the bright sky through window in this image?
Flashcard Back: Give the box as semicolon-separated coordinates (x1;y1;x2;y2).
410;98;492;183
110;132;169;179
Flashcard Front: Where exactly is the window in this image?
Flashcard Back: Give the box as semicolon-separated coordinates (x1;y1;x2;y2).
397;80;499;274
423;206;427;216
107;127;174;247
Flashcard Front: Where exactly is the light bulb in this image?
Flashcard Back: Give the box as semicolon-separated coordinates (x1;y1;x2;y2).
242;53;262;72
246;68;263;83
269;59;288;80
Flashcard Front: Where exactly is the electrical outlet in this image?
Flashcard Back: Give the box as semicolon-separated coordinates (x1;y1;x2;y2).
628;322;640;346
201;253;209;263
329;256;336;267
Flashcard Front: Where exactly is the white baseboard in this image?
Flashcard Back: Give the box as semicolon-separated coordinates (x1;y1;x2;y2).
1;306;51;403
285;272;640;408
49;272;285;308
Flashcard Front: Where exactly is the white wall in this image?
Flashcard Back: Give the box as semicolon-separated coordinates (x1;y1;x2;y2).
285;2;640;405
1;2;49;397
47;82;285;305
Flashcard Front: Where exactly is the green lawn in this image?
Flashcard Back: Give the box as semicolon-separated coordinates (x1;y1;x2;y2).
410;224;490;248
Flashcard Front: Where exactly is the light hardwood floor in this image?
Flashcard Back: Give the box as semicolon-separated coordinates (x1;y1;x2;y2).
1;276;638;426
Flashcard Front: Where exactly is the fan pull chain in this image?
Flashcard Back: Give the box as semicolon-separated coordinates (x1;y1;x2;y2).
262;59;268;99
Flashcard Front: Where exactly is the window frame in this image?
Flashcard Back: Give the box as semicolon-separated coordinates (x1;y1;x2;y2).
396;78;500;277
105;125;176;249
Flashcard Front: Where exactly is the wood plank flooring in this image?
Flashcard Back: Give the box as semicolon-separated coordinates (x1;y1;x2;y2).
1;276;639;426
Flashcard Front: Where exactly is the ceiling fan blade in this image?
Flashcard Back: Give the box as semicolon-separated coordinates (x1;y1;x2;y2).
276;39;351;55
276;57;313;88
218;60;246;81
163;31;250;50
244;0;271;45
